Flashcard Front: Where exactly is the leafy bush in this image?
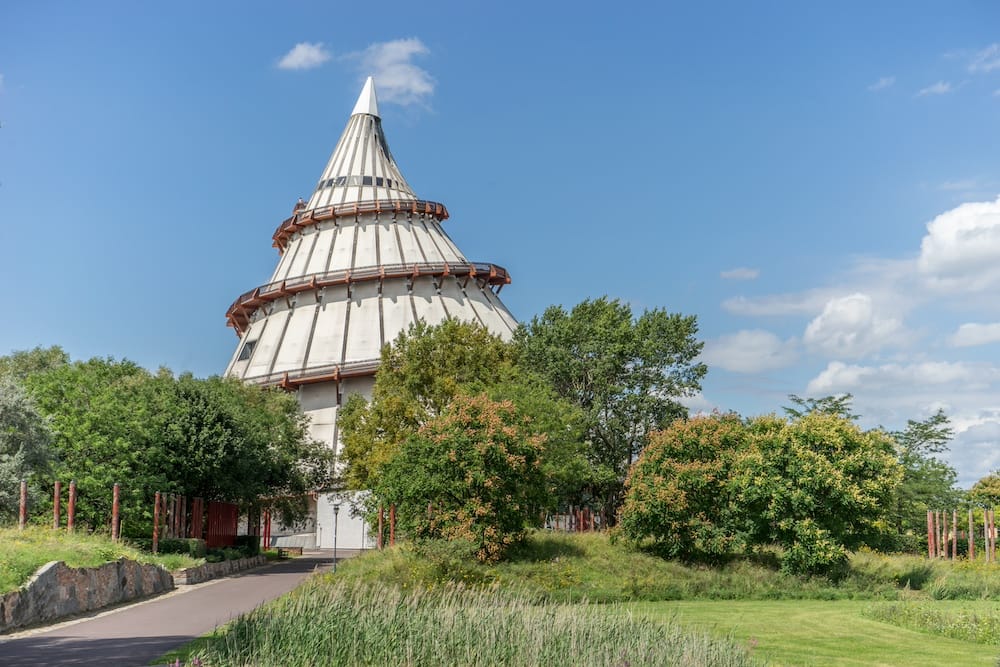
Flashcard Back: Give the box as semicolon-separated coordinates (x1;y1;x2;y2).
373;394;549;562
129;537;206;558
621;412;903;575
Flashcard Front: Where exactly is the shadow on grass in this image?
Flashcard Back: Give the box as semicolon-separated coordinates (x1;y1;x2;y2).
505;535;586;562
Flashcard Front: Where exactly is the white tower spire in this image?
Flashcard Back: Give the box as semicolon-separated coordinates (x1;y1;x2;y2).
351;76;379;117
224;78;517;551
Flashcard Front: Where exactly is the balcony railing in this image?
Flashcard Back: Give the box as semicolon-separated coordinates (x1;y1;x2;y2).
272;199;449;251
225;261;511;336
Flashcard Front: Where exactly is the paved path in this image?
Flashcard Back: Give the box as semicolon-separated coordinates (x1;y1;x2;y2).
0;552;350;667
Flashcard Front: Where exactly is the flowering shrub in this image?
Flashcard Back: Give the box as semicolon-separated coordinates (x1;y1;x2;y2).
373;394;549;562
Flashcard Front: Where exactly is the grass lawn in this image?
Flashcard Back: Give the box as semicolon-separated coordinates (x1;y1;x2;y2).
0;526;200;593
631;599;1000;667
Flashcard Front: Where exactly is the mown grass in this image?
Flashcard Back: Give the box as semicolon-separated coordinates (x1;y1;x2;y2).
864;600;1000;645
185;579;761;667
633;599;1000;667
334;532;1000;603
0;526;201;593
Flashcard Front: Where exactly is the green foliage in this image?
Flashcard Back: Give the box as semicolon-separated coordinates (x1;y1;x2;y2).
864;601;1000;645
335;531;1000;604
0;345;69;381
0;375;54;521
621;410;903;575
514;297;707;518
737;413;902;575
188;578;760;667
128;537;207;558
339;319;516;489
11;353;332;533
970;472;1000;507
783;393;858;420
889;409;963;537
619;413;749;560
0;526;200;592
340;319;590;511
373;394;550;562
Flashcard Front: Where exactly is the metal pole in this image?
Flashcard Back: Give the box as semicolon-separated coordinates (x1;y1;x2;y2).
332;504;340;573
53;480;61;529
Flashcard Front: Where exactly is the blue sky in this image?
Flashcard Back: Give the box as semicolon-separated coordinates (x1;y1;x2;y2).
2;2;999;486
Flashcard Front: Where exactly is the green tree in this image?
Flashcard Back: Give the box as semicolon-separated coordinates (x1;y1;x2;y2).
888;410;962;538
373;394;549;562
19;356;330;533
0;376;54;522
735;413;902;574
340;319;589;508
969;472;1000;507
783;393;858;421
619;413;749;560
339;319;511;489
514;297;706;519
0;346;69;381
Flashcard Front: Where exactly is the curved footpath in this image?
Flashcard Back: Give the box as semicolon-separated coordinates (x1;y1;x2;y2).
0;550;351;667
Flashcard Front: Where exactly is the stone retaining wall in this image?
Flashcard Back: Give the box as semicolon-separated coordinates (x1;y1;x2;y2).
0;559;174;634
172;554;268;585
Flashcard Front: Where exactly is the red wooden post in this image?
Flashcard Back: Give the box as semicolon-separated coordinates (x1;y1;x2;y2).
377;505;384;550
111;483;121;541
18;479;27;530
389;504;396;546
952;510;958;560
53;480;61;529
937;510;944;558
991;510;997;562
969;508;975;561
67;480;76;532
153;491;161;554
927;511;934;559
174;494;181;538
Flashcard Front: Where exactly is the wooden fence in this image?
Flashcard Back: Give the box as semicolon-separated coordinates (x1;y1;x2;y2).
927;508;997;561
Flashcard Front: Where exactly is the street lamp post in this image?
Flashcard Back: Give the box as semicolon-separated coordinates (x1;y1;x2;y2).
332;503;340;573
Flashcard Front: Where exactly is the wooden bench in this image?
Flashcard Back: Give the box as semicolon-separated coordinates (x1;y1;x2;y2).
277;546;304;558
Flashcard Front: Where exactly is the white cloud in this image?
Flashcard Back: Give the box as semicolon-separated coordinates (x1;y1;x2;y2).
701;330;798;373
868;76;895;92
679;392;717;415
0;73;4;92
354;38;434;106
803;293;903;358
918;196;1000;291
722;289;836;317
950;323;1000;347
278;42;332;70
918;81;953;96
806;360;993;394
970;44;1000;73
939;179;978;192
720;267;759;280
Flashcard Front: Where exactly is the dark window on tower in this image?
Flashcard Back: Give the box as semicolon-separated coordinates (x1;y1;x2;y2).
238;340;257;361
362;176;373;186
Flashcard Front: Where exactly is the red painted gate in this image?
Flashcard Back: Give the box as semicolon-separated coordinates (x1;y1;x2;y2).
205;501;239;548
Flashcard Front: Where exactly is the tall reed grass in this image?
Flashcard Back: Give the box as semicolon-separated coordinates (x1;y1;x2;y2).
191;579;761;666
864;601;1000;645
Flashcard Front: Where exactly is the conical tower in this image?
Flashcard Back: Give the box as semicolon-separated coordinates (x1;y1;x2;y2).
224;78;517;549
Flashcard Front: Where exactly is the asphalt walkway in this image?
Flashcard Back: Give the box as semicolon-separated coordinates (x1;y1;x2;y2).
0;551;347;667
